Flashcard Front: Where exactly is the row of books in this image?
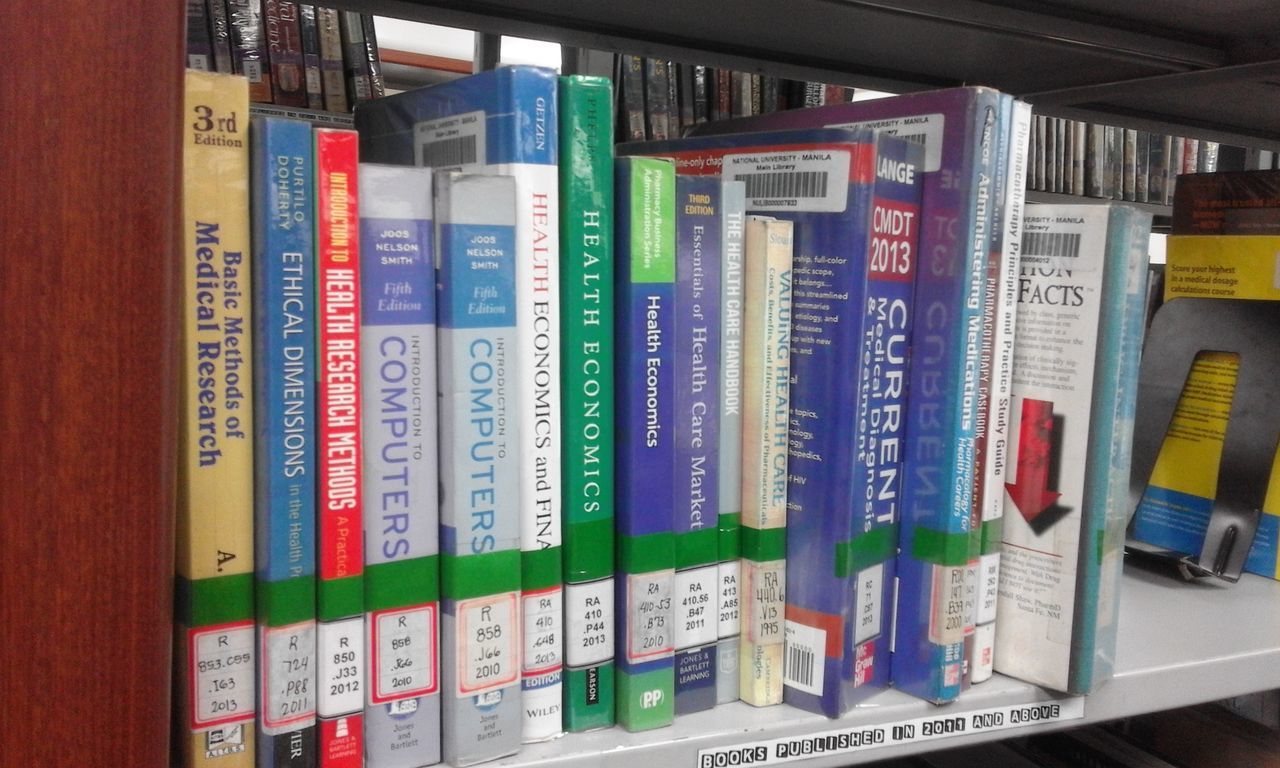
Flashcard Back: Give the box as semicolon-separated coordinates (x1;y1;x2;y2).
180;63;1152;768
185;0;384;111
613;54;856;142
1026;116;1221;204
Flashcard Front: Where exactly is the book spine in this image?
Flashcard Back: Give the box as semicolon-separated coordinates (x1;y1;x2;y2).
970;100;1031;685
558;75;617;733
645;58;671;141
178;69;256;768
1135;130;1151;203
715;181;745;705
1071;205;1151;692
891;92;999;705
339;11;373;105
314;127;364;768
251;115;318;768
227;0;273;102
1123;128;1137;201
207;0;235;73
1034;116;1045;192
436;173;523;766
1168;136;1184;204
618;55;647;141
715;69;732;121
358;163;441;768
1072;120;1085;195
1148;134;1168;205
297;5;324;110
361;14;385;99
693;66;710;124
187;0;214;71
677;63;695;133
1086;123;1104;197
962;98;1011;690
739;215;794;707
614;156;677;731
672;176;722;715
781;136;921;717
316;7;348;113
264;0;308;107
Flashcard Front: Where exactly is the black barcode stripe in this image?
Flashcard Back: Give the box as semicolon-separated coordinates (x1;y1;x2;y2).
1022;231;1082;259
420;135;478;169
893;132;927;145
734;171;829;199
785;645;815;688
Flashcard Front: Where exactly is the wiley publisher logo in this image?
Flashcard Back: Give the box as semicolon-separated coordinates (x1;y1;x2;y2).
205;723;247;757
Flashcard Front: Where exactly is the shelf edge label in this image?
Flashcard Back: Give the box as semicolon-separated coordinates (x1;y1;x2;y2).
694;697;1085;767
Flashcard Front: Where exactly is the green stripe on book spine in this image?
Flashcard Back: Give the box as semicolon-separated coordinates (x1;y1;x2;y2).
980;517;1004;554
442;549;521;601
675;527;719;570
522;546;562;591
177;573;255;627
317;574;363;622
740;526;785;562
365;555;439;613
912;527;972;567
257;577;316;627
718;513;740;560
618;531;674;575
565;519;613;582
834;525;898;579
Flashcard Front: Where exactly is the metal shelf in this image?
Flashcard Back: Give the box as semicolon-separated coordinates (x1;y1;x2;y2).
494;567;1280;768
343;0;1280;147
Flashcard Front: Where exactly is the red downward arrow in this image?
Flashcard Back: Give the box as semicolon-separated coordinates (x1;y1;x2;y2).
1005;397;1062;522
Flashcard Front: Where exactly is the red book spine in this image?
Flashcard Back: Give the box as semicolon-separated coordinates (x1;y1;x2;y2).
315;127;364;768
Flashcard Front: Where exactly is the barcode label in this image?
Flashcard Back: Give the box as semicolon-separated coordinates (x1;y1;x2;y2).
782;620;824;696
723;151;849;212
1022;231;1082;259
414;110;486;172
829;113;946;172
737;171;829;200
188;54;211;72
243;59;264;84
420;136;478;170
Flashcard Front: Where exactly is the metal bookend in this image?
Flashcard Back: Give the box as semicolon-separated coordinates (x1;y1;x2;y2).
1126;298;1280;584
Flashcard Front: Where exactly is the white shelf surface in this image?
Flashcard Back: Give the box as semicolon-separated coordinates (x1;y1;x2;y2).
497;566;1280;767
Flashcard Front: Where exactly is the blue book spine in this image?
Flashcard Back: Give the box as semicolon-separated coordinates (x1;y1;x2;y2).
354;66;566;741
614;157;677;731
436;173;523;766
673;176;722;715
887;95;1000;704
358;163;441;768
781;133;923;717
250;115;319;768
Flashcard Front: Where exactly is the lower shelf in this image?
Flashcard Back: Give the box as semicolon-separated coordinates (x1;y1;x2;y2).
499;564;1280;768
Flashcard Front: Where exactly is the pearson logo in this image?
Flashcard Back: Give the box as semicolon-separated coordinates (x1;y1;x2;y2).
641;688;665;709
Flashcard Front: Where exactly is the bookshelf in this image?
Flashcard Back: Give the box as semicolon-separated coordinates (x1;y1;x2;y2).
6;2;1280;767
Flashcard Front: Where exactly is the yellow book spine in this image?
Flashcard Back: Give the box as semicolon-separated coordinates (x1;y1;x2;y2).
177;69;256;768
739;217;793;706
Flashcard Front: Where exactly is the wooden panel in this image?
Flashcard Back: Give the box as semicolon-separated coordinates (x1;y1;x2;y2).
0;1;181;766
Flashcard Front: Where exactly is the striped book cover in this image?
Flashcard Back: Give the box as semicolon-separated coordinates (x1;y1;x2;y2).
673;175;722;714
338;11;373;105
297;4;324;110
250;114;317;768
558;74;617;733
263;0;307;107
355;67;566;741
739;215;793;706
178;69;256;768
206;0;234;73
314;127;365;768
316;7;347;113
227;0;273;102
614;156;677;731
436;172;523;765
359;163;441;768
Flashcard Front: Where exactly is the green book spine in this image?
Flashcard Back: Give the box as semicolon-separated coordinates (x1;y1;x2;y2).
558;75;617;733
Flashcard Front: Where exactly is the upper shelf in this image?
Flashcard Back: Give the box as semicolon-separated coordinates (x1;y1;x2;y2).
354;0;1280;147
488;566;1280;768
